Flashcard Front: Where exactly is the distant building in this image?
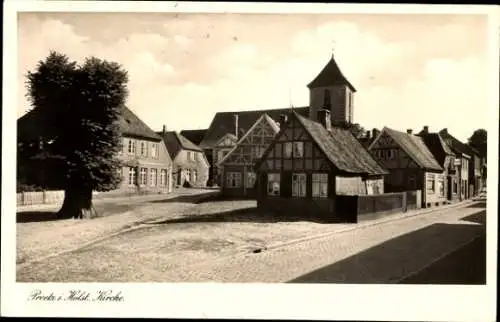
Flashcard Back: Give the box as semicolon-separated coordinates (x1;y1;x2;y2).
218;113;280;197
417;126;458;202
254;110;387;221
368;127;446;208
158;129;210;187
179;129;208;146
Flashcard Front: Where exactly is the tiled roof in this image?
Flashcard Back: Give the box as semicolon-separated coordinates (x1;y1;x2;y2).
417;132;455;167
158;131;203;160
199;106;309;149
179;129;208;146
382;127;443;172
307;55;356;92
439;129;479;157
18;105;161;142
266;112;387;176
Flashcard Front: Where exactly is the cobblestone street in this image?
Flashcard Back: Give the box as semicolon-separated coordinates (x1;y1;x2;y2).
17;200;486;283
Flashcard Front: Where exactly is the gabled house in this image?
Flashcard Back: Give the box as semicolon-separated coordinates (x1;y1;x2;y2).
368;127;446;208
199;107;309;185
217;113;280;197
439;129;483;200
158;129;210;187
17;106;174;194
417;126;458;202
254;109;388;221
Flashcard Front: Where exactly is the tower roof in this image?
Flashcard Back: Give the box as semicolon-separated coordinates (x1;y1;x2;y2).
307;54;356;92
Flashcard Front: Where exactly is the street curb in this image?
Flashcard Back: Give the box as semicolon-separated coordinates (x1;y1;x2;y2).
263;200;477;252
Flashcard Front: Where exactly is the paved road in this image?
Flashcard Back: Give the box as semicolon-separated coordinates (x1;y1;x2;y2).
17;200;487;283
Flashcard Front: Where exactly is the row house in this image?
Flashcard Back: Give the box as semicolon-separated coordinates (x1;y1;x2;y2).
417;127;459;202
159;129;210;187
217;113;280;197
439;128;483;198
254;110;387;221
368;127;447;208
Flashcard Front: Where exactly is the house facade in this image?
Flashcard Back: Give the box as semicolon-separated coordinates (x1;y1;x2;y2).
254;110;387;221
159;129;210;187
17;106;174;195
417;127;459;202
212;132;238;186
368;127;446;208
439;129;472;200
218;114;280;197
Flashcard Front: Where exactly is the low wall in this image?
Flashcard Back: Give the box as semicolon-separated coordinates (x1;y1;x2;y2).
16;186;170;207
257;197;336;222
336;190;422;223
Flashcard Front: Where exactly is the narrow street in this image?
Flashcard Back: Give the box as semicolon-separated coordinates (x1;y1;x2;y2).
17;200;487;283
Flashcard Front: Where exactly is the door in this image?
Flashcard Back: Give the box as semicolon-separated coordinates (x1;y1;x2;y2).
447;176;452;200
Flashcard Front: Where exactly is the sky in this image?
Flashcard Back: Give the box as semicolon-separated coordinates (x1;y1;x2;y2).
17;12;490;142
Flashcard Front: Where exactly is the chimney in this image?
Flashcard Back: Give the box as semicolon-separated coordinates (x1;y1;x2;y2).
365;131;371;139
234;114;239;139
317;109;332;131
407;129;413;135
372;128;380;139
442;128;448;135
423;125;429;134
162;125;166;135
279;113;288;126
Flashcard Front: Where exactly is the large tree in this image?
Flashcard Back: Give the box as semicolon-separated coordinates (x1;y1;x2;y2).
26;51;128;219
468;128;487;159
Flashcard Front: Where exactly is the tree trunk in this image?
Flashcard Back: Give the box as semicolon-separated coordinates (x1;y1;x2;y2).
57;187;97;219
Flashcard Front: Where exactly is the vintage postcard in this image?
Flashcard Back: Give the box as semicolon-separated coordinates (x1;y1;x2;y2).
2;1;498;320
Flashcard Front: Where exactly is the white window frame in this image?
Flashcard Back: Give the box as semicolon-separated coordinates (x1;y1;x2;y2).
140;141;147;156
160;169;166;186
150;168;157;187
292;142;304;158
267;173;281;196
192;170;197;183
139;168;147;186
128;139;136;154
427;175;435;193
246;171;257;188
186;169;191;182
312;173;328;198
151;143;158;159
226;172;242;188
438;178;445;197
128;167;137;186
284;142;293;158
292;173;307;197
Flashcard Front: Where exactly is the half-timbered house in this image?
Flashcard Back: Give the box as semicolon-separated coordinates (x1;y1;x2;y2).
212;132;238;186
368;127;446;207
218;113;280;197
254;109;388;221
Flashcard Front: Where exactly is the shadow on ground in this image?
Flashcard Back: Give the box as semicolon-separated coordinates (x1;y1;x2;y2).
148;206;345;225
16;211;61;223
467;201;486;208
148;192;220;204
287;209;486;284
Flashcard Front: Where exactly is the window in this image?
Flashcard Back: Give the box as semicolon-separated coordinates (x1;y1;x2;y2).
438;178;445;197
187;151;192;161
160;169;167;186
293;142;304;158
387;149;394;159
140;141;147;156
192;170;197;183
453;180;458;193
292;173;307;197
246;171;256;188
267;173;281;196
128;139;136;154
427;175;435;193
284;142;293;158
226;172;242;188
128;167;137;186
139;168;147;186
252;146;265;159
150;169;157;186
408;175;416;190
151;143;158;159
185;170;191;182
323;89;331;108
312;173;328;198
187;151;196;161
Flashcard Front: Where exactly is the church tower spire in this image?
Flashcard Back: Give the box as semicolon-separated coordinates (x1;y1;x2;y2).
307;52;356;125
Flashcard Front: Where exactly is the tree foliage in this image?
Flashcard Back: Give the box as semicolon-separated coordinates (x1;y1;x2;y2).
24;51;129;218
468;128;487;159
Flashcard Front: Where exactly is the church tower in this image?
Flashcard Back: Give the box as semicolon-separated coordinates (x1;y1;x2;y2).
307;53;356;125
